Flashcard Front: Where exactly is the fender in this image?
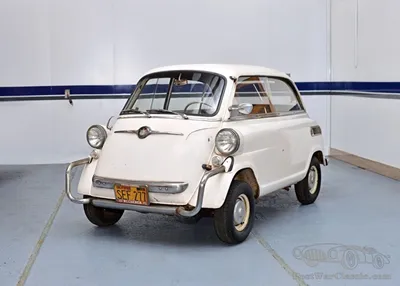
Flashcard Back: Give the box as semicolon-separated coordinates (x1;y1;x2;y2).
188;160;259;209
295;128;327;181
298;145;326;181
77;153;100;196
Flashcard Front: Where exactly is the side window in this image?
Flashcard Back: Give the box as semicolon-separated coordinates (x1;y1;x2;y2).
267;78;303;112
233;76;276;114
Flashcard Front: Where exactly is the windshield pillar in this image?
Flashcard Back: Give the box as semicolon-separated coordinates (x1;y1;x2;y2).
163;78;174;110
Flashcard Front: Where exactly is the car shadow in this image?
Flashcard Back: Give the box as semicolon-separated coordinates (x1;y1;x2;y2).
253;189;320;227
84;214;228;248
0;168;26;187
81;189;318;248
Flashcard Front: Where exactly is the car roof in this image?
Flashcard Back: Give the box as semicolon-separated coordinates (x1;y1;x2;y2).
144;64;290;79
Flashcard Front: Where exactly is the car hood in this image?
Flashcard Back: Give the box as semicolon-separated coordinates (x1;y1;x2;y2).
93;116;221;184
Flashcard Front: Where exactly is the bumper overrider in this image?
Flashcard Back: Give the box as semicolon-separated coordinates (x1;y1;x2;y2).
65;156;234;218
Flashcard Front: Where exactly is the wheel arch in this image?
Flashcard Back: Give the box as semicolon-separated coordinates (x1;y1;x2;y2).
199;163;260;209
313;150;325;165
306;147;328;169
232;167;260;199
295;148;326;184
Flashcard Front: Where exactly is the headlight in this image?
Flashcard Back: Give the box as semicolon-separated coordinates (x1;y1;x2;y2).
215;128;240;155
86;125;107;149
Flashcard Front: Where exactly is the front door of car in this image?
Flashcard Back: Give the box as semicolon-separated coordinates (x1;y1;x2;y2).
266;76;310;178
231;76;292;194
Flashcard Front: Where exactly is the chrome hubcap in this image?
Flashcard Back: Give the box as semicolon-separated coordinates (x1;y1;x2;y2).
308;166;318;194
234;200;245;224
233;194;250;231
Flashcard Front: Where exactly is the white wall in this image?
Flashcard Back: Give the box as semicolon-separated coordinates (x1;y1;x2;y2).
0;0;331;164
0;100;124;164
332;0;400;81
331;96;400;168
330;0;400;169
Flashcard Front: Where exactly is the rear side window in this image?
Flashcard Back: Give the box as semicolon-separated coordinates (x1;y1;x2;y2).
267;78;303;112
232;76;304;116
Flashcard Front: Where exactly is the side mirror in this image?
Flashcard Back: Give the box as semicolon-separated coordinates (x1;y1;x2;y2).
106;116;117;130
228;103;253;115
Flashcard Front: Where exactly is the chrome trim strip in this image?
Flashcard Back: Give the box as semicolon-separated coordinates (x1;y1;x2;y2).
92;175;189;194
114;128;183;137
114;129;138;134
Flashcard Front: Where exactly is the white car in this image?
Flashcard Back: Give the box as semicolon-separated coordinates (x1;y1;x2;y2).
65;64;328;244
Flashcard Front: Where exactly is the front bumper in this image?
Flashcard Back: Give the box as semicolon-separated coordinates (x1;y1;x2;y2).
65;156;231;217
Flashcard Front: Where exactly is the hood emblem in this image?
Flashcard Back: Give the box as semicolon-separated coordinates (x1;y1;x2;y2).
114;126;184;138
138;126;151;139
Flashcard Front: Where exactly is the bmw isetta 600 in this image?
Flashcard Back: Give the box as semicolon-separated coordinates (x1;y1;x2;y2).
65;64;328;244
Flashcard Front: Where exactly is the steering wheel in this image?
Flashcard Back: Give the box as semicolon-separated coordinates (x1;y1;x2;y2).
183;101;213;114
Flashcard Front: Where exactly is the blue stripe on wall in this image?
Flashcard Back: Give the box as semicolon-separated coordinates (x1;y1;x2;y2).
1;82;400;98
295;82;400;93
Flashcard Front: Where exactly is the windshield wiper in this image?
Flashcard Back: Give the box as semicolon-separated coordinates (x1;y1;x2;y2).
121;109;151;117
147;109;188;119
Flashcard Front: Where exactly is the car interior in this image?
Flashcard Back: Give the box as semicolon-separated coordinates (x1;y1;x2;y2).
234;76;276;114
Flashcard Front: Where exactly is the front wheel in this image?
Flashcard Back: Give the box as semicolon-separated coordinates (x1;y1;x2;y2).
294;156;322;205
213;180;255;244
83;200;124;227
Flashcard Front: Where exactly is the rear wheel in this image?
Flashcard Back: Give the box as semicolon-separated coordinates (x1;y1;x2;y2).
294;156;322;205
213;180;255;244
83;198;124;227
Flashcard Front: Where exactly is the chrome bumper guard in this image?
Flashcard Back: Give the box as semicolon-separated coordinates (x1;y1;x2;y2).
65;157;93;204
64;156;230;217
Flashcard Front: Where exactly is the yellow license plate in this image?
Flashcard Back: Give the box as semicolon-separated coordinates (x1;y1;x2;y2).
113;184;149;205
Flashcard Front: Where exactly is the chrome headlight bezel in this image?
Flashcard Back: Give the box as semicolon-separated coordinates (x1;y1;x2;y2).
215;128;240;156
86;125;107;149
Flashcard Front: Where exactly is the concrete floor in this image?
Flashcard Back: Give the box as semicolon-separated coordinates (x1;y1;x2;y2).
0;159;399;286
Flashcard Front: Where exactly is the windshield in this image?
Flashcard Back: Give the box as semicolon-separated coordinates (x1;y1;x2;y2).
121;71;226;117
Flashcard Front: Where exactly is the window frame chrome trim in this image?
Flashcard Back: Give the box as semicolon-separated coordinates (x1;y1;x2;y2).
229;74;307;121
227;110;307;121
117;114;224;122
